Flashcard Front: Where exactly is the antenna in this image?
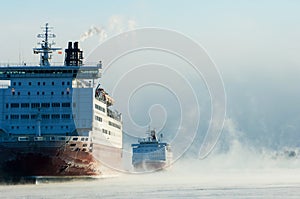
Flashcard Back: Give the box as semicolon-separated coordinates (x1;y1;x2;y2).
33;23;62;67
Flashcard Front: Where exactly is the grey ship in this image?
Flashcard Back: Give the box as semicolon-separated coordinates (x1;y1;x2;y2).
131;129;172;171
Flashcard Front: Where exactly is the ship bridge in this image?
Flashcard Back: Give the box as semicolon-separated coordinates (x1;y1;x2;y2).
0;65;101;80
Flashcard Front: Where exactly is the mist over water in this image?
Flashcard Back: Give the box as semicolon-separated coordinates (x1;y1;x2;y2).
0;147;299;199
1;113;299;197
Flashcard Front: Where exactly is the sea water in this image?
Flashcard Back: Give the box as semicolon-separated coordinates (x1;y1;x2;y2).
0;149;299;199
0;168;299;198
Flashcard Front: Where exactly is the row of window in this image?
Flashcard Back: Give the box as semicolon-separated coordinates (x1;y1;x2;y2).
93;127;121;138
10;125;70;130
12;90;70;96
7;114;71;120
95;104;105;112
7;102;72;108
103;128;121;137
108;121;121;129
12;81;71;86
94;115;121;130
95;116;102;122
69;143;88;147
71;137;89;142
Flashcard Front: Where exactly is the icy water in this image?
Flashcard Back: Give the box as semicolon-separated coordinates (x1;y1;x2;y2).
1;158;300;199
0;170;299;198
1;139;300;198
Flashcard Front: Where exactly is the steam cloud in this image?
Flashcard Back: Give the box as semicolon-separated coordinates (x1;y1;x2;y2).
80;15;137;42
80;26;107;42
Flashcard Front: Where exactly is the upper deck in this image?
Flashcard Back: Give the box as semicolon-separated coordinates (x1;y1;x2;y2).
0;23;102;80
0;64;102;79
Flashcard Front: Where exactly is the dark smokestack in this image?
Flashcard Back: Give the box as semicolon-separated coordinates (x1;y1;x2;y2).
74;42;78;49
68;42;72;49
64;41;83;66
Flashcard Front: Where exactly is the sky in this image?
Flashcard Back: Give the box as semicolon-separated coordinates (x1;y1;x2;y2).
1;0;300;68
1;0;300;153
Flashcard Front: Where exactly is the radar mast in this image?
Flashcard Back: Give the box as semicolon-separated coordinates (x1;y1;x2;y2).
33;23;62;67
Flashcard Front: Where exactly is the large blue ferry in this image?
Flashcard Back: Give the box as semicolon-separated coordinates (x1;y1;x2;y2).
0;24;123;178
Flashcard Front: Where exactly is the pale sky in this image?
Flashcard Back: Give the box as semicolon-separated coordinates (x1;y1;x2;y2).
1;0;300;72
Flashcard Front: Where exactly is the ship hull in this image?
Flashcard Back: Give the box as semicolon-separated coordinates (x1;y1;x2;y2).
133;160;170;172
0;146;99;178
0;139;121;180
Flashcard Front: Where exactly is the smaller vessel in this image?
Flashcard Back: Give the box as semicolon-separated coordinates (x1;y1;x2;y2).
131;129;172;171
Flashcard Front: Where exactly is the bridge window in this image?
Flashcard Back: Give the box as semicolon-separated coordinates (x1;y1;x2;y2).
21;114;30;119
21;103;30;108
42;114;50;119
21;115;28;120
11;103;19;108
62;114;70;119
52;102;60;107
11;115;19;119
31;103;40;108
41;103;50;108
51;114;60;119
62;102;71;107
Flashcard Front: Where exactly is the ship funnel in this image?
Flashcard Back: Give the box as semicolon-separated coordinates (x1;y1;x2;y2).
74;42;79;49
64;41;83;66
68;41;72;49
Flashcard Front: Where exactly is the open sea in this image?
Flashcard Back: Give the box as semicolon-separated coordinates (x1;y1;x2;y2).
0;154;299;199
